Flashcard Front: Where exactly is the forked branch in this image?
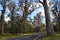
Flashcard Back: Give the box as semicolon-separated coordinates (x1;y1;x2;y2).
39;0;44;5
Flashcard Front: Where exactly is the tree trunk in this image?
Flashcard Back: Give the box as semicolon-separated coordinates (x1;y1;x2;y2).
22;1;28;33
58;13;60;32
10;9;15;34
1;10;5;34
43;0;54;35
1;0;6;34
56;16;59;32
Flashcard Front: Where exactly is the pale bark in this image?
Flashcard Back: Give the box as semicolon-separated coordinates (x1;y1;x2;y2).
1;0;6;34
43;0;54;35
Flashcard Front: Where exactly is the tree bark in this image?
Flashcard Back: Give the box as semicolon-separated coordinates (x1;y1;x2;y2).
0;0;6;34
43;0;54;35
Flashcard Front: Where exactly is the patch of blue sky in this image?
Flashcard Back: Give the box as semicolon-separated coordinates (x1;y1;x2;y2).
0;5;3;16
28;6;45;23
0;5;3;10
5;7;10;17
28;7;44;18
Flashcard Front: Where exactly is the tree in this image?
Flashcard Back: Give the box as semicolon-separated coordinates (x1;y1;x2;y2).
0;0;10;34
34;13;42;27
18;0;40;33
33;12;43;32
8;1;17;34
39;0;54;35
50;0;60;32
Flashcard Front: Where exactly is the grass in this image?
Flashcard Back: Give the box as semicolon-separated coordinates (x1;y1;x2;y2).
0;32;38;39
41;33;60;40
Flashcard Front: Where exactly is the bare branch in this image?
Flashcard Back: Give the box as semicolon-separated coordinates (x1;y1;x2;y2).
39;0;44;5
28;10;34;15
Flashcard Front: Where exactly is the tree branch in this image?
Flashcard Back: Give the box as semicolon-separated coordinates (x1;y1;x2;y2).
39;0;44;5
28;10;34;15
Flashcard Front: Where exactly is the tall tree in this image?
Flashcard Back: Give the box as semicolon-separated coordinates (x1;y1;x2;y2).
8;1;16;34
39;0;54;35
0;0;10;34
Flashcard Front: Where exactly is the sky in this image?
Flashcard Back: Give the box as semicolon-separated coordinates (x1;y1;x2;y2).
0;0;50;24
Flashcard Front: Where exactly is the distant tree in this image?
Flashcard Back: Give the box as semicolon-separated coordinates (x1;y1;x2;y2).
34;13;42;27
33;12;42;32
